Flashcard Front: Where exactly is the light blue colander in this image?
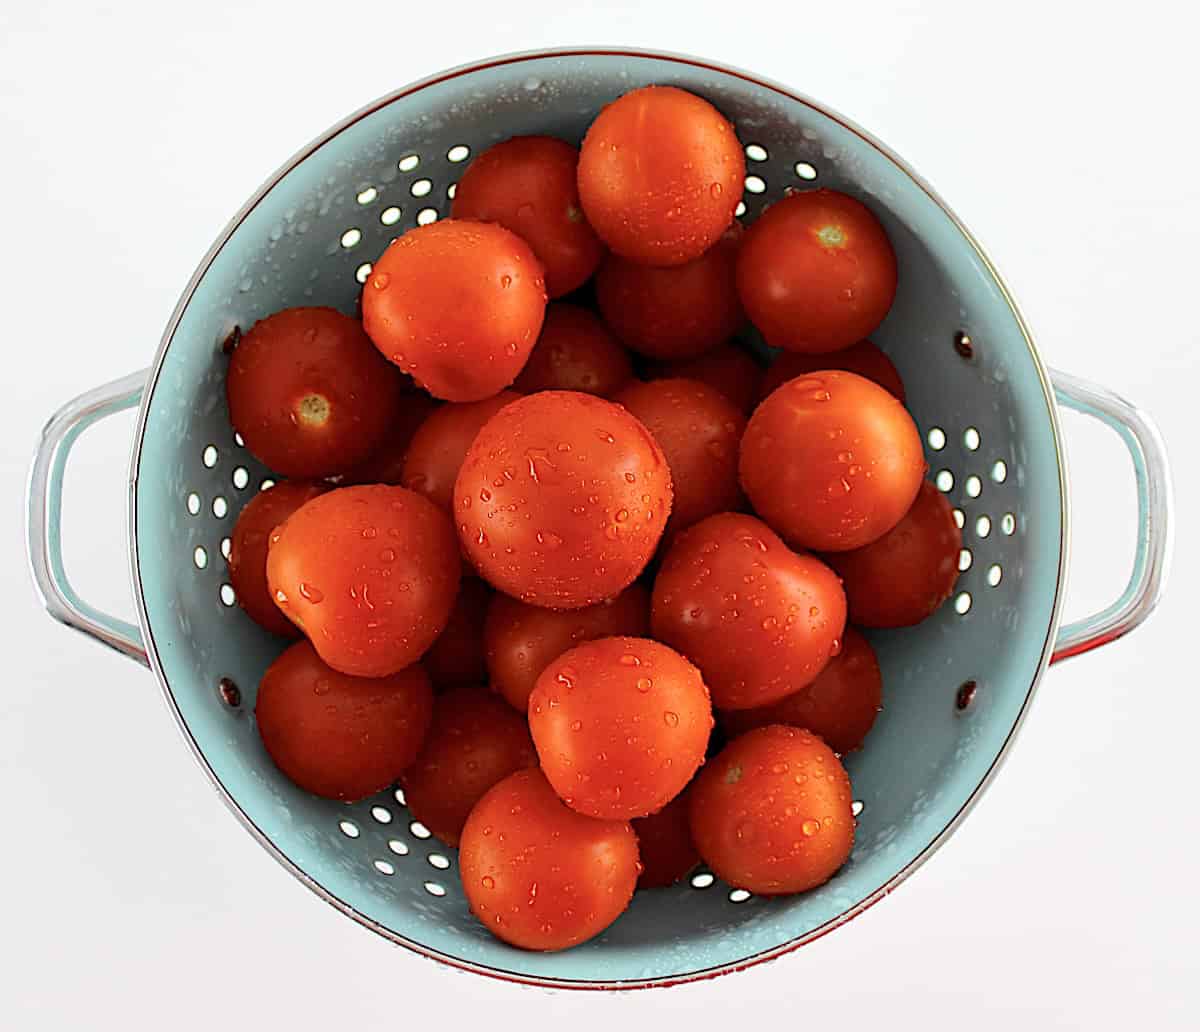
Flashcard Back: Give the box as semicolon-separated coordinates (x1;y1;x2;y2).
26;49;1173;989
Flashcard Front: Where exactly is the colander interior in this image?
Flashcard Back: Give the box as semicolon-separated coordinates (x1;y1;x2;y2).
132;51;1064;986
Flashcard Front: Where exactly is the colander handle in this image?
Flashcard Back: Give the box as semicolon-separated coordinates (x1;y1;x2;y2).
1050;369;1173;663
26;371;149;666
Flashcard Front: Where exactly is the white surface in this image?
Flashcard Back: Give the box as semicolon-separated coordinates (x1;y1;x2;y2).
3;1;1197;1027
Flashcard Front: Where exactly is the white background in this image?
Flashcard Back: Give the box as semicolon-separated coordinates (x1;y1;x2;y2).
3;1;1197;1028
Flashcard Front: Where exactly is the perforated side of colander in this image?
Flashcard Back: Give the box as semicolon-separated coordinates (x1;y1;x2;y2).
130;50;1065;988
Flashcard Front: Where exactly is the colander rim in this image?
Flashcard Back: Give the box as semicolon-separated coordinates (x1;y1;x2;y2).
127;45;1070;990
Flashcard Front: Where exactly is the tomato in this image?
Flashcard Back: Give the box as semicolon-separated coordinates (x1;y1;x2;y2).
340;393;440;485
649;343;763;415
737;190;897;353
632;789;699;889
651;513;846;710
720;627;882;754
689;725;854;894
459;769;639;951
529;636;712;820
484;584;650;712
578;86;744;267
361;220;546;402
226;307;404;477
614;378;746;538
454;391;672;609
401;391;521;514
400;685;536;846
824;480;961;627
512;303;633;397
759;339;905;404
451;136;603;298
255;639;432;801
421;576;491;687
227;480;327;637
595;223;744;360
739;370;924;552
266;485;461;677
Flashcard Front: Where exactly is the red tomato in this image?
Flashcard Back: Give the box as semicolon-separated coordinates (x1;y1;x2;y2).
454;391;672;609
578;86;744;266
421;577;491;687
451;136;603;298
266;485;461;677
632;789;699;889
650;343;763;414
401;391;521;514
614;378;746;538
512;303;633;397
689;725;854;894
340;393;440;485
400;685;537;846
739;370;924;552
759;339;905;404
529;636;712;820
226;307;404;477
595;223;744;360
651;513;846;710
737;190;897;353
459;769;640;951
484;584;650;712
227;480;327;637
255;639;432;801
361;220;546;402
824;480;962;627
720;627;882;754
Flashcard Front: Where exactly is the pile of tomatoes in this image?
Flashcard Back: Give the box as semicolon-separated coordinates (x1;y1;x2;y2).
224;85;963;953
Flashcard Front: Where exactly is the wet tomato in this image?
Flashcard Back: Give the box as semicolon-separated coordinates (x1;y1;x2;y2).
529;636;713;820
824;480;961;627
266;485;461;677
720;627;882;754
255;639;432;801
578;86;744;266
649;343;763;415
651;513;846;710
226;306;404;477
737;189;897;353
739;370;924;552
512;303;633;397
400;685;537;846
340;393;440;485
484;584;650;712
401;391;521;514
451;136;603;298
595;223;744;359
459;769;640;951
759;339;905;404
227;480;327;637
361;220;546;402
614;378;746;538
454;391;672;609
421;576;492;687
689;725;854;894
632;789;699;889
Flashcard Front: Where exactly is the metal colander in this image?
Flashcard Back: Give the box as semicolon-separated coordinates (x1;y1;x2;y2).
26;48;1172;990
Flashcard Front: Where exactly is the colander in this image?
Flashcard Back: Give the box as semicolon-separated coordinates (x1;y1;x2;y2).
26;48;1173;990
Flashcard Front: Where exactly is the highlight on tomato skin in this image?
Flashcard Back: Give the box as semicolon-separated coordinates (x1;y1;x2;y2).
227;480;328;638
255;639;433;802
689;725;855;895
719;626;883;754
225;306;406;478
483;583;650;713
458;768;640;952
454;390;673;609
512;303;634;398
759;339;905;404
632;788;700;889
399;685;537;846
